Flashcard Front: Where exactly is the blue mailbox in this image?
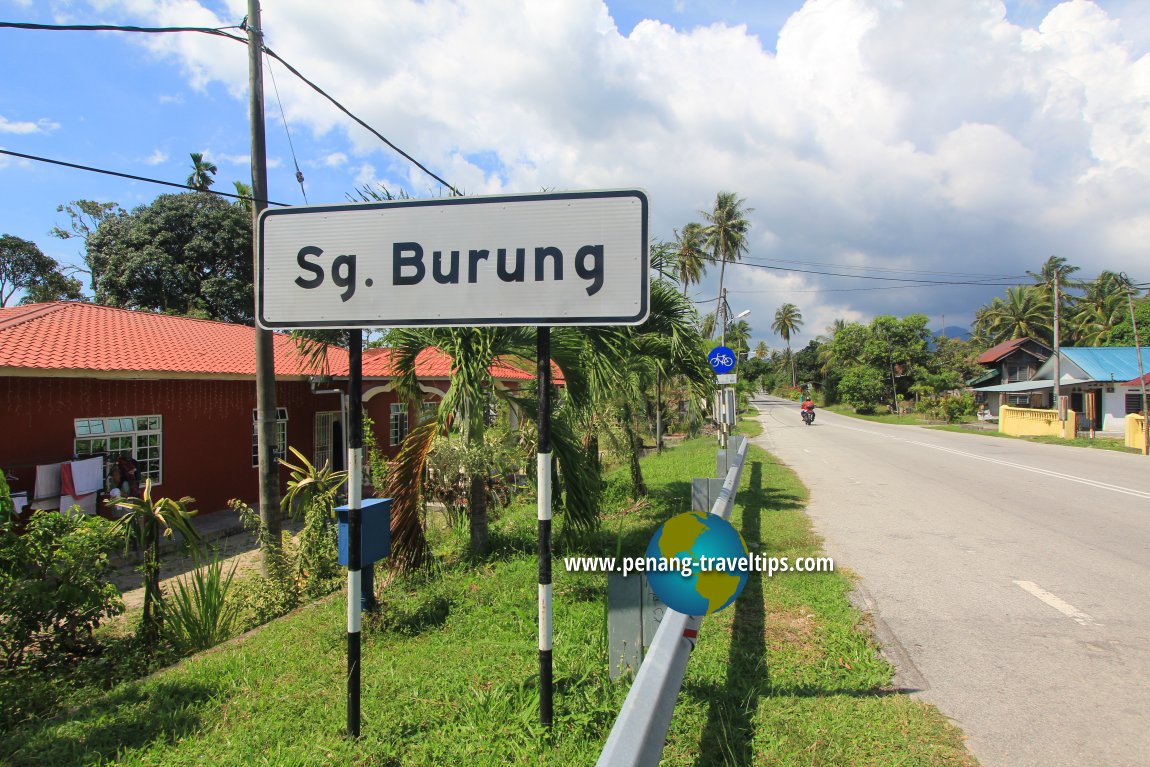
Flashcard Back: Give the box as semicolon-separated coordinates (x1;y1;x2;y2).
336;497;392;567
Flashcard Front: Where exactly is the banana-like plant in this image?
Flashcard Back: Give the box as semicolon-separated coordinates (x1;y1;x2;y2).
279;446;348;520
110;480;202;647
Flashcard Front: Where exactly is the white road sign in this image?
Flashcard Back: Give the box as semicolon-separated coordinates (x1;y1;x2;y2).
257;190;648;329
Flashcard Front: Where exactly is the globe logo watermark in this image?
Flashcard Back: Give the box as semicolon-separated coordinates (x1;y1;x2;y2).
644;511;750;616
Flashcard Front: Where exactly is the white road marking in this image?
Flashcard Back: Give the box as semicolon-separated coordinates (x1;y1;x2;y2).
1014;580;1100;627
904;440;1150;501
809;416;1150;500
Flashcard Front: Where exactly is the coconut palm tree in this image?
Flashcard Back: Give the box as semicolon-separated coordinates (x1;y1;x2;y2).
673;222;708;296
1072;271;1127;345
772;303;804;387
703;192;751;338
980;286;1051;345
726;318;752;357
187;152;218;191
110;480;202;646
754;340;769;359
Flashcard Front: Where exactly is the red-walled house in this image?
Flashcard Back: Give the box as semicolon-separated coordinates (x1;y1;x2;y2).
1;302;554;516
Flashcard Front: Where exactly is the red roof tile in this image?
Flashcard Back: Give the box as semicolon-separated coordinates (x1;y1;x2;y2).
356;346;563;383
0;303;564;384
0;302;345;377
1123;373;1150;387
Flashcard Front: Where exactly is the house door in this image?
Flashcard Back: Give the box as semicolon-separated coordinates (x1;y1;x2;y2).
314;411;344;471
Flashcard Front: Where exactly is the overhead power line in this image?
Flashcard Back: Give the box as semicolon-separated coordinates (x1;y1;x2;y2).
0;19;461;195
0;148;289;206
696;253;1020;286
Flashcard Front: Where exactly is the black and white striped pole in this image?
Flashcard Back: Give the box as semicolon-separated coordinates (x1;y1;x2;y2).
347;329;364;738
537;326;553;728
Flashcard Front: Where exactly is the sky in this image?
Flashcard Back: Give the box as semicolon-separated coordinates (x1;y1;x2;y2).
2;0;1149;349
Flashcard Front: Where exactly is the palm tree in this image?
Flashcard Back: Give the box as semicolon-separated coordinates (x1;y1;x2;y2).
110;480;203;645
1072;271;1127;345
980;286;1051;345
187;152;218;191
726;318;752;357
673;222;708;296
772;303;804;387
703;192;751;338
754;340;769;359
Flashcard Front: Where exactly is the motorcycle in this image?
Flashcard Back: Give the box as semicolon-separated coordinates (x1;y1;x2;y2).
801;408;815;425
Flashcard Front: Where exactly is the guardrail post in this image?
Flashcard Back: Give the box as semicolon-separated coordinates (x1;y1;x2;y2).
596;437;749;767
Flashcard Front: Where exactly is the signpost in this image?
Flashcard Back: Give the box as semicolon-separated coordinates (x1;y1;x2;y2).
709;346;737;446
257;189;648;735
258;191;649;328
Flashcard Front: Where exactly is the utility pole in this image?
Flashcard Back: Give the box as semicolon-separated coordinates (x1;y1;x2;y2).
247;0;282;561
1052;267;1062;420
1123;274;1149;456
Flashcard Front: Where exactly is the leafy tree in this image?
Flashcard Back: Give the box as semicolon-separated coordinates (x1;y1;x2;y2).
703;192;751;337
1106;293;1150;346
863;314;932;407
772;302;804;387
672;222;707;295
51;199;122;291
838;365;887;413
187;152;218;191
0;234;83;306
86;193;254;323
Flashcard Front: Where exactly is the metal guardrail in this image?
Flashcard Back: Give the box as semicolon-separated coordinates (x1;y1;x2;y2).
595;436;749;767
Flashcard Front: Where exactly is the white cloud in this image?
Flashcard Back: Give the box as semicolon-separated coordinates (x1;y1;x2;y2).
86;0;1150;342
145;149;168;165
0;115;59;134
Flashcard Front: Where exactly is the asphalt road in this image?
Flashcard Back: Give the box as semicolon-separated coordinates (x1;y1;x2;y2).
748;394;1150;767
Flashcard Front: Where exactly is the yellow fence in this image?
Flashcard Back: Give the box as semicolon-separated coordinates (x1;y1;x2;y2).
999;405;1076;439
1127;413;1147;451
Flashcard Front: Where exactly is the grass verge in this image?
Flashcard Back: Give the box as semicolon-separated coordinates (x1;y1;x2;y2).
929;424;1139;453
0;436;976;767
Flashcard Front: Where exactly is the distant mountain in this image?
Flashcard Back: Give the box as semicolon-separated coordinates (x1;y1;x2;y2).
935;326;971;341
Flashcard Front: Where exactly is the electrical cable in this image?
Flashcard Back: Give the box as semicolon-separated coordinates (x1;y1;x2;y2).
0;148;289;206
265;51;308;204
696;253;1020;285
0;20;461;196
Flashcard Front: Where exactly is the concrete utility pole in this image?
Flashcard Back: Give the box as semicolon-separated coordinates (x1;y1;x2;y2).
247;0;282;559
1052;267;1062;419
1124;275;1149;456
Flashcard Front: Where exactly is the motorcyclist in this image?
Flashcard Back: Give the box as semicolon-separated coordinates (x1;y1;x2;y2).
801;395;815;424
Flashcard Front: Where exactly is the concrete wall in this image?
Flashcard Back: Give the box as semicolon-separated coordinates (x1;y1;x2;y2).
1000;405;1076;439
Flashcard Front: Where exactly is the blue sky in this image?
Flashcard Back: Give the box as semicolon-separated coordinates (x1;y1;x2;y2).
2;0;1148;347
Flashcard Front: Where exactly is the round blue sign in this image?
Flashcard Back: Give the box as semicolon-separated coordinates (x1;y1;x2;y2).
708;346;736;374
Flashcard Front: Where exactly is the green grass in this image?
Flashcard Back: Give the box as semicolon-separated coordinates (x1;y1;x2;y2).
0;437;976;767
929;424;1140;453
824;404;927;426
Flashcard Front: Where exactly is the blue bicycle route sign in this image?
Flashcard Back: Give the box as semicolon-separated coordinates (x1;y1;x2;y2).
708;346;736;374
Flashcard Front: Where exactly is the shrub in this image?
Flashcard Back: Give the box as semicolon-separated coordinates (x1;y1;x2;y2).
160;556;241;654
839;365;887;413
0;510;123;668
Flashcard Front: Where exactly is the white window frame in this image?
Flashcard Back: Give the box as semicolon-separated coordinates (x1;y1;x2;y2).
390;403;409;446
1007;394;1031;407
252;407;289;468
73;415;163;486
